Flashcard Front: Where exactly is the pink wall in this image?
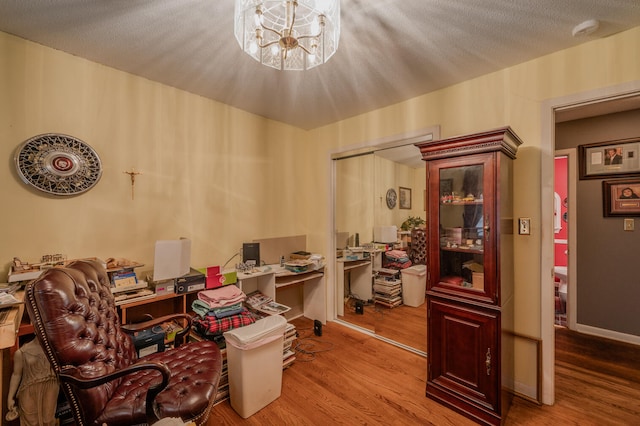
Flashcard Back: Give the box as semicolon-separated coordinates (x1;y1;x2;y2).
554;156;568;267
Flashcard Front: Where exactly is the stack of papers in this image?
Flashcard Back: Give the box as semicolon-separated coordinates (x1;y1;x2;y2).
244;290;291;316
0;293;22;309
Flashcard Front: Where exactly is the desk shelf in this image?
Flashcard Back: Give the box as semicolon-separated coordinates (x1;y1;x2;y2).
118;291;199;324
275;271;323;288
228;266;327;324
336;258;373;316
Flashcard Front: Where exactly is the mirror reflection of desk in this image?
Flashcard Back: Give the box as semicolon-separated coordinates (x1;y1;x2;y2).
336;258;372;316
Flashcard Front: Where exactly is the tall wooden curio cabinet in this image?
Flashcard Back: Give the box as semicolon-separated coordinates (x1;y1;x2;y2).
417;127;522;426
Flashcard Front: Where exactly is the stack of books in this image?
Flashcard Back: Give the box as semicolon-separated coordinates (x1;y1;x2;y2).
283;323;297;369
213;347;229;405
373;268;403;308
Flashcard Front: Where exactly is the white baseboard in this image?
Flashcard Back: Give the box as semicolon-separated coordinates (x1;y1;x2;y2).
575;323;640;346
513;381;538;402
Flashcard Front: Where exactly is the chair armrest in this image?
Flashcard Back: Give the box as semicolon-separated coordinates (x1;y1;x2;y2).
122;313;194;347
60;360;171;422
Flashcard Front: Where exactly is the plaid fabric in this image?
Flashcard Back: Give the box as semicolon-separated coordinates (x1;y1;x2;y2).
194;309;256;337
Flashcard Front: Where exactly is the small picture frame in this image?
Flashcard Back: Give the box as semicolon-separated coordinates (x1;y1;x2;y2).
399;187;411;209
579;137;640;179
603;178;640;217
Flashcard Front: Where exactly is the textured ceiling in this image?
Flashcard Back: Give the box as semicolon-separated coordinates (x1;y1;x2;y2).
1;0;640;130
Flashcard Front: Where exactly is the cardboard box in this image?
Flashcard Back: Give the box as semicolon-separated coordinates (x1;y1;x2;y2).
132;328;165;358
446;227;463;245
154;280;175;296
175;268;205;294
290;251;311;260
472;272;484;290
344;250;371;261
205;266;238;289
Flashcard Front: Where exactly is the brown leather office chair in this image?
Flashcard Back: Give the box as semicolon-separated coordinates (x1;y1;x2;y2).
25;259;222;426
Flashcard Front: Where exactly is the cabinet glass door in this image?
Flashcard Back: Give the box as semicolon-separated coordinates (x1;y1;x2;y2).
428;153;495;303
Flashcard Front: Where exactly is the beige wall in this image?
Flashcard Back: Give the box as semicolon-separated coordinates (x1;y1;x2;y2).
310;27;640;398
1;31;309;276
335;154;425;245
1;26;639;401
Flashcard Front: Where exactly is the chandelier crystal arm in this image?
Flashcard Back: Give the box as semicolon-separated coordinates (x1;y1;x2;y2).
286;0;297;39
297;33;321;41
257;39;280;49
253;5;282;39
297;14;325;40
259;24;284;38
296;44;313;55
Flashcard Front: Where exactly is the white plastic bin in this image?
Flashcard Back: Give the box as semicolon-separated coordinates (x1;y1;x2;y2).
401;265;427;307
223;315;287;418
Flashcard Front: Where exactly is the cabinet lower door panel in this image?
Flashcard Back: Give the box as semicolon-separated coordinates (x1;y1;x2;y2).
427;297;500;423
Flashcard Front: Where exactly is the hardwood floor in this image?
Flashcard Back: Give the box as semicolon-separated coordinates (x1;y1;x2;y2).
210;320;640;425
507;327;640;425
339;298;428;353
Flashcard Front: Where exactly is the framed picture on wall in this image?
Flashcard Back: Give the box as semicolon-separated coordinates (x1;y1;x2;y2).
399;187;411;209
603;178;640;217
579;137;640;179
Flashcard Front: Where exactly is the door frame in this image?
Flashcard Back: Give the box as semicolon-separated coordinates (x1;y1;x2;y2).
540;80;640;405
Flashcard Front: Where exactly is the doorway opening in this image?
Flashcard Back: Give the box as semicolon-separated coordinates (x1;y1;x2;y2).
543;82;640;405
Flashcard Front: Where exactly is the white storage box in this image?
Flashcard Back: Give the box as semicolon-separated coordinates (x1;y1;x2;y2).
373;226;397;243
401;265;427;307
223;315;287;418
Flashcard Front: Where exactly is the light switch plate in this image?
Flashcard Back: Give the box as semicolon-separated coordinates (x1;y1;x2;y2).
518;218;531;235
624;218;634;231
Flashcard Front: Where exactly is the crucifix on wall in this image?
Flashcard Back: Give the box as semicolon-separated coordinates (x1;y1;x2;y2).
123;168;142;200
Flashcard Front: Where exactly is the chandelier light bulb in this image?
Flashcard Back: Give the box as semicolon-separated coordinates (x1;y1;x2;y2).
234;0;340;71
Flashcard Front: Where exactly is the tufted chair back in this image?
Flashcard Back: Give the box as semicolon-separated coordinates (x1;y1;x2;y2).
25;259;222;426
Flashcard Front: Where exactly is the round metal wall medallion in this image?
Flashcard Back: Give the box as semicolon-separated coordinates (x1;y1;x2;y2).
386;188;397;209
14;133;102;196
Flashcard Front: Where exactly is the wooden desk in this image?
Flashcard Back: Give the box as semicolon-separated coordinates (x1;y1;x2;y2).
275;269;325;323
336;258;372;316
1;291;26;423
0;293;24;350
237;265;326;324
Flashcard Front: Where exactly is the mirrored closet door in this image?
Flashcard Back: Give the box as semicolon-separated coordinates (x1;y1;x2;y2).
334;144;428;354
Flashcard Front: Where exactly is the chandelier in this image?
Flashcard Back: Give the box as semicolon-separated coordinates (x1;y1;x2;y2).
234;0;340;71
